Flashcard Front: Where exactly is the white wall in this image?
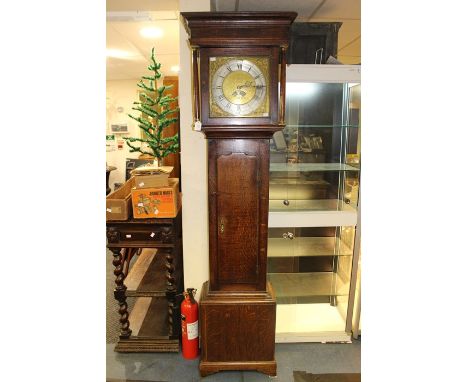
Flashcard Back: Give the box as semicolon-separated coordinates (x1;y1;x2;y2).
106;0;211;298
179;0;211;299
106;79;141;189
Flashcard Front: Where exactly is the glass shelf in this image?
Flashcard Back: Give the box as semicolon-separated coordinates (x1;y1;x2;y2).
269;209;357;228
270;163;359;172
268;237;353;258
286;124;359;129
270;178;331;186
269;199;356;212
268;272;349;298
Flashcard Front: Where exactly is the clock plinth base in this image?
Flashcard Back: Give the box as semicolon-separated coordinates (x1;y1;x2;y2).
200;360;277;377
199;281;277;377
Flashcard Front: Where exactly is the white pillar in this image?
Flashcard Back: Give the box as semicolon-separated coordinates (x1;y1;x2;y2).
179;0;211;299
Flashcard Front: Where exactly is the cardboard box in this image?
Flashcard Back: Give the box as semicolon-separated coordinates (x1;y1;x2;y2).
106;177;135;221
131;178;180;219
134;173;170;188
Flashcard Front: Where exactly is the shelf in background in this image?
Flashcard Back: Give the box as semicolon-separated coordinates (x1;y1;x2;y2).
275;303;349;342
125;248;166;297
269;179;330;200
269;199;355;212
269;199;357;227
285;124;359;129
270;178;330;186
128;297;169;338
268;237;353;258
268;272;349;299
270;163;359;172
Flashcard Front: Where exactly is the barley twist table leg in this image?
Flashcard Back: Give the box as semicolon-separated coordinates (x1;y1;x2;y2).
112;247;131;338
165;251;176;336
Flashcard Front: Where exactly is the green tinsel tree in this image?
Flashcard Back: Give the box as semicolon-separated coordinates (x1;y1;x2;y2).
123;48;179;163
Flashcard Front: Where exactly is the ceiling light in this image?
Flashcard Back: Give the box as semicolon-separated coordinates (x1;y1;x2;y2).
170;65;180;72
140;27;164;39
106;49;133;59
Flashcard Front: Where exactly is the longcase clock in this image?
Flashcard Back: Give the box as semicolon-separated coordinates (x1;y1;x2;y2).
181;12;296;377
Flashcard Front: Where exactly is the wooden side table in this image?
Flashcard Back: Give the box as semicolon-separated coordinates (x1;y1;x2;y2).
106;211;183;352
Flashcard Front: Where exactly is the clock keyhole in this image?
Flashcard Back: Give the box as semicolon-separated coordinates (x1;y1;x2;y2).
220;218;226;234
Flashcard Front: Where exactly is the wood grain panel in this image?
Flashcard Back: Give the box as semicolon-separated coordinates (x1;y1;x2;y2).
202;301;275;362
238;304;275;360
203;304;275;362
217;152;259;285
125;249;157;291
204;305;239;361
207;139;271;291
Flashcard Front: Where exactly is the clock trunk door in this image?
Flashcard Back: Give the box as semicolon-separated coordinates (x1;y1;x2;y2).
209;139;269;291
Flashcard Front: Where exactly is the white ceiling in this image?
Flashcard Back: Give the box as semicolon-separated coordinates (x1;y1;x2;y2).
106;0;360;81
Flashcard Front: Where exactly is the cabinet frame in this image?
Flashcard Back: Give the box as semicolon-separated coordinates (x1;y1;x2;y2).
268;64;361;343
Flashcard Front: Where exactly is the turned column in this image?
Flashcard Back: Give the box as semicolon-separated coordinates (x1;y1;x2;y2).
165;250;176;336
111;247;131;338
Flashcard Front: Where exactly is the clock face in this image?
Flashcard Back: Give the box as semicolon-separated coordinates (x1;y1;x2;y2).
209;57;269;118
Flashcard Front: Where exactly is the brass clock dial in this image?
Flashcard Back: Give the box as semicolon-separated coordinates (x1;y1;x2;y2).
209;57;269;118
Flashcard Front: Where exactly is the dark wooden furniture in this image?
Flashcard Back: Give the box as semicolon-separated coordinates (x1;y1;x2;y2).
106;211;183;352
106;165;117;195
288;22;342;64
181;12;296;377
162;76;181;184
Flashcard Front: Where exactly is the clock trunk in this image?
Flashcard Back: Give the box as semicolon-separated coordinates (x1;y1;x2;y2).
208;138;270;292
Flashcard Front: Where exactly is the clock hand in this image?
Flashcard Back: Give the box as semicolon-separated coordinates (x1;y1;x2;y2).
237;82;264;90
237;81;256;89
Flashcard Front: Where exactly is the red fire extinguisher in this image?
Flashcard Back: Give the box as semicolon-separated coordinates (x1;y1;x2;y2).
181;288;199;359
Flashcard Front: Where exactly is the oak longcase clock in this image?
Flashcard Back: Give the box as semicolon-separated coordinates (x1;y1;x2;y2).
181;12;296;377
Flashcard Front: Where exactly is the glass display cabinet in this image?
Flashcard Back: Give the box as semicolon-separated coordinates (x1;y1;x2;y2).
268;65;361;342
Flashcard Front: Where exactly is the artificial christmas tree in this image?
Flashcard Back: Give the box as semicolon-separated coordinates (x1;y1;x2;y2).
124;48;179;167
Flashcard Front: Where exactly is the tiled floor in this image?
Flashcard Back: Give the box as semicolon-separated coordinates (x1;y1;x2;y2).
107;249;360;382
107;339;361;382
